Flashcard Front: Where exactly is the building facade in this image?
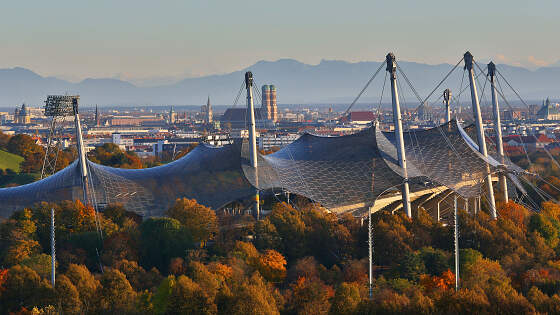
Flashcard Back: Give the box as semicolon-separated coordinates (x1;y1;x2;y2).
261;85;278;123
14;104;31;124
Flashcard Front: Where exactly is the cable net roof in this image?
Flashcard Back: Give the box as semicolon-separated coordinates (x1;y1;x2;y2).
0;120;518;218
0;142;254;218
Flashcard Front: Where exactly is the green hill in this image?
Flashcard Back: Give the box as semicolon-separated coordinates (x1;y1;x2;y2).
0;150;24;172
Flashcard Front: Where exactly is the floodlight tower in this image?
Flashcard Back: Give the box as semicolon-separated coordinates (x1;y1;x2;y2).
386;53;411;218
488;62;508;203
245;72;260;220
464;52;497;219
444;89;452;123
42;96;76;178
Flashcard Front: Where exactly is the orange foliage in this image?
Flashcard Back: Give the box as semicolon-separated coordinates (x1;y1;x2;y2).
207;262;233;279
256;249;287;283
498;201;529;230
420;269;455;292
0;269;8;292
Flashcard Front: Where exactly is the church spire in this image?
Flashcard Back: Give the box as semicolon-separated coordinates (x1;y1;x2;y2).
206;95;213;123
95;105;100;126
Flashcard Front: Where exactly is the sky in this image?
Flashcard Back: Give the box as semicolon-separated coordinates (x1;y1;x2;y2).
1;0;558;85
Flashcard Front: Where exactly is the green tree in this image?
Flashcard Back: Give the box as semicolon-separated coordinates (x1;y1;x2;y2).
139;217;193;273
329;282;361;315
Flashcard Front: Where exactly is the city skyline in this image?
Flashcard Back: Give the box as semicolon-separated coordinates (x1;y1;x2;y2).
1;0;559;85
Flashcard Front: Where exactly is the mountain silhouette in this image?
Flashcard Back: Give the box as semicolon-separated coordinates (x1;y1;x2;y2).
0;59;558;107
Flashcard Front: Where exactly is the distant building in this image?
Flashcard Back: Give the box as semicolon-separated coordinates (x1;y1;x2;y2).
416;102;433;121
169;106;177;124
14;103;31;124
537;98;560;120
262;85;278;123
201;96;213;123
95;105;101;126
220;108;268;129
503;110;522;121
346;111;376;125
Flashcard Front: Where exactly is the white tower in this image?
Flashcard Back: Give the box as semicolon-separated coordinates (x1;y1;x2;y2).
386;53;411;218
246;72;260;220
464;52;497;219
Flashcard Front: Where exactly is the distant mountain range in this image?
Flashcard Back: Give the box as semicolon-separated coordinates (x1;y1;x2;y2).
0;59;558;107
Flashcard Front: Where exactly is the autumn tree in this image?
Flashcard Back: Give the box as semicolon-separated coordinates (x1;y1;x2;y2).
98;268;137;313
255;250;287;283
167;275;217;315
0;265;55;312
65;264;100;314
88;143;143;169
55;274;82;314
166;198;218;244
329;282;361;315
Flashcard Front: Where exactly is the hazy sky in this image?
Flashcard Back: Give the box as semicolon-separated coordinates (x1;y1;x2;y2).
1;0;558;84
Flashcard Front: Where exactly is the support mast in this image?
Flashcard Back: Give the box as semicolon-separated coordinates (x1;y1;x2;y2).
50;207;55;287
386;53;411;218
73;97;89;203
245;72;260;220
464;52;497;219
444;89;452;123
454;194;459;291
488;62;508;203
368;205;373;299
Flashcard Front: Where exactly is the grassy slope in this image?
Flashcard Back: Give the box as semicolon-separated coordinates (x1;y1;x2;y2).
0;150;24;172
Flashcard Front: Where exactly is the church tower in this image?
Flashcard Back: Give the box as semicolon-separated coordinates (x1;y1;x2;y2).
206;96;213;123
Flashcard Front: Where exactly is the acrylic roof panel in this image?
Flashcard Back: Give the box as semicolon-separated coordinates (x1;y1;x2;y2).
0;142;254;217
0;120;513;218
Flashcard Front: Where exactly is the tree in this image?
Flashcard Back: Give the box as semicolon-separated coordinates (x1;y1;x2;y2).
167;275;217;315
419;246;451;276
266;202;307;261
255;250;287;283
0;265;55;312
88;143;143;169
98;268;137;313
114;259;162;292
329;282;361;315
166;198;218;245
20;254;53;279
139;217;193;273
288;276;332;315
55;275;82;315
6;134;42;159
101;232;139;266
396;252;426;282
219;273;280;315
65;264;99;314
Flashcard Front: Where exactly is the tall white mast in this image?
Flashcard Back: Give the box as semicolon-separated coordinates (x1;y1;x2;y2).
245;72;260;220
386;53;411;218
50;207;56;287
488;62;508;203
73;97;89;203
454;194;459;291
444;89;452;123
464;52;497;219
